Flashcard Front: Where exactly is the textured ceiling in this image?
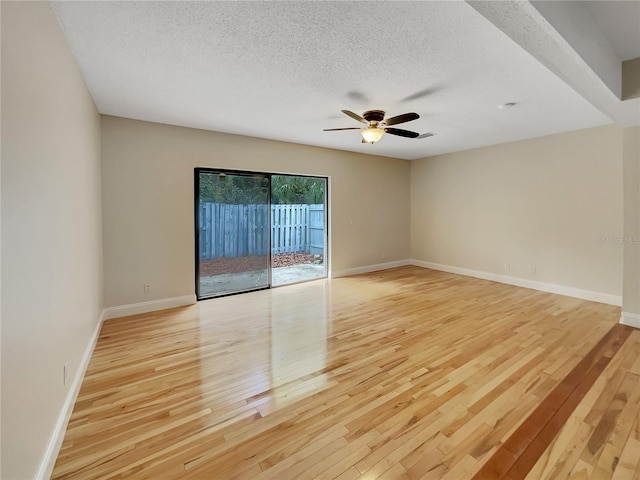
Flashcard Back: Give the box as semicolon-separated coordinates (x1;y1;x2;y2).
51;1;635;160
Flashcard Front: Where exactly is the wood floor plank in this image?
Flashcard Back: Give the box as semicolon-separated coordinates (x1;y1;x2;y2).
525;329;640;480
51;266;630;479
473;324;634;480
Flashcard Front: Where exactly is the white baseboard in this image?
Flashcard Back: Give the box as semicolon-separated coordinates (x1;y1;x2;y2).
411;260;622;306
36;294;197;477
331;259;411;278
102;294;197;320
36;310;105;480
621;312;640;328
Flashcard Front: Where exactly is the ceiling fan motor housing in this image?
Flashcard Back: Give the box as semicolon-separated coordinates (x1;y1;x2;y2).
363;110;385;123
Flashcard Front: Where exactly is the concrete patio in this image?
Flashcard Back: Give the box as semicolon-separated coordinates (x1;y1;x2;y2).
199;264;326;297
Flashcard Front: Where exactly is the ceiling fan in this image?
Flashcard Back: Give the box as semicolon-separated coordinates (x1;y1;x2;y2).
324;109;421;144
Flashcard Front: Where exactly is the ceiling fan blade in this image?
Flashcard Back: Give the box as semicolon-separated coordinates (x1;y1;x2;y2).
417;132;435;139
323;127;362;131
400;87;438;102
346;90;370;104
341;110;367;124
385;127;420;138
385;112;419;126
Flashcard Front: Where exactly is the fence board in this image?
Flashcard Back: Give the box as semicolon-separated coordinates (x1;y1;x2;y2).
199;203;324;259
309;205;325;255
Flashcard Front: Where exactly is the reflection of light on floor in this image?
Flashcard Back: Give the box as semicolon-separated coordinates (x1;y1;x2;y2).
254;373;336;417
266;281;330;413
193;281;333;424
193;292;274;435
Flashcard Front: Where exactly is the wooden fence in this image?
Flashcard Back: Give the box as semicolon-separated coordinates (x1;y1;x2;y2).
198;203;325;259
308;205;324;255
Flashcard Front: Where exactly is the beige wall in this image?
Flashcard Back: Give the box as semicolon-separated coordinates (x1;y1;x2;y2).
623;126;640;317
1;2;103;478
411;125;624;298
100;116;410;308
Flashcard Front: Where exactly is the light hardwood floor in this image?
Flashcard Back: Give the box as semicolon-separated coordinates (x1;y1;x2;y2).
52;266;638;479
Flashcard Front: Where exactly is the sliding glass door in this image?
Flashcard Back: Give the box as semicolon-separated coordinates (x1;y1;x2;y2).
196;170;270;298
196;169;328;299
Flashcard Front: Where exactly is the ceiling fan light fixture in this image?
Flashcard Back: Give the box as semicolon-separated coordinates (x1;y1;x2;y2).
325;110;419;144
361;127;384;144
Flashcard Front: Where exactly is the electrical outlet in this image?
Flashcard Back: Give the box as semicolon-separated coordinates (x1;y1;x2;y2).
504;263;511;272
63;362;68;386
144;284;151;293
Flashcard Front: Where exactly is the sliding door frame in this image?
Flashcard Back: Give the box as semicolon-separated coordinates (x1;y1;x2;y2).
195;168;272;300
195;168;329;300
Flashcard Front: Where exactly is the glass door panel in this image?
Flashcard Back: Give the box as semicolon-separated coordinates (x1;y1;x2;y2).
196;170;270;299
271;175;327;286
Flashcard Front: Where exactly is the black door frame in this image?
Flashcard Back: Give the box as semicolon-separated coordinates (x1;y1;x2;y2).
194;168;329;300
